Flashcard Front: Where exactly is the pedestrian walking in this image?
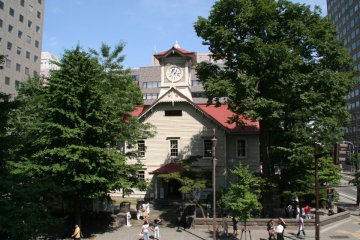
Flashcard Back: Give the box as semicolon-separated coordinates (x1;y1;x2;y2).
304;205;311;219
141;220;150;240
71;224;81;240
232;216;239;238
296;215;306;238
136;200;142;220
219;213;228;237
206;201;212;218
143;201;150;214
286;203;293;218
151;218;162;240
295;204;301;219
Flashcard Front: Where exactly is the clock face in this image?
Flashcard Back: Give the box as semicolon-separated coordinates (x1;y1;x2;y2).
166;65;183;82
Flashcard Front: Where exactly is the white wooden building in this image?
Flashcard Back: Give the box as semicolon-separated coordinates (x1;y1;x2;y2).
125;44;260;200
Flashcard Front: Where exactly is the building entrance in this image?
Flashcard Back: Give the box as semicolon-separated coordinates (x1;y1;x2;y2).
167;179;182;198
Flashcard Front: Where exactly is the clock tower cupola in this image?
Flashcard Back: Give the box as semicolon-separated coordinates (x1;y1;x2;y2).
154;42;196;100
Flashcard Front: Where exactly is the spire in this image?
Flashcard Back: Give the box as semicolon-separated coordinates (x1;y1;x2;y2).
173;40;180;49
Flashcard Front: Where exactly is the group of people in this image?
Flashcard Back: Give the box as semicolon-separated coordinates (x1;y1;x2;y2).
218;214;240;238
136;200;151;220
286;199;311;220
135;200;162;240
140;218;162;240
267;204;310;239
267;218;287;240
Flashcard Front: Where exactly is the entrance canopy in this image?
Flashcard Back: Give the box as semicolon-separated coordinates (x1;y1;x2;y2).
150;162;185;175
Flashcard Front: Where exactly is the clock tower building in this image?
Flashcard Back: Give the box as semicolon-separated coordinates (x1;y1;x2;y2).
154;41;196;101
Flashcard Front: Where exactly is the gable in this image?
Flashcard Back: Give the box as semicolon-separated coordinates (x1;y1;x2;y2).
130;88;259;134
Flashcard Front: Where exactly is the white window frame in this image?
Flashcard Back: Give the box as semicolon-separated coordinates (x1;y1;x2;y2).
138;170;145;181
236;138;247;158
138;140;145;158
169;138;179;158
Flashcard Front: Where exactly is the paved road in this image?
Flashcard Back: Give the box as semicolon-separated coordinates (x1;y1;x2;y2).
339;172;357;202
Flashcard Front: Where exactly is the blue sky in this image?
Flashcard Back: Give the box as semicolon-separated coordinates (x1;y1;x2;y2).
42;0;327;68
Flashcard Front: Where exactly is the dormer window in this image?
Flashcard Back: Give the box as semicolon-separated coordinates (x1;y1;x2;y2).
165;110;182;116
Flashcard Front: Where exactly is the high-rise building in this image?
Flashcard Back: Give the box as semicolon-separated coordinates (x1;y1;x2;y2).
0;0;44;97
327;0;360;147
40;51;59;78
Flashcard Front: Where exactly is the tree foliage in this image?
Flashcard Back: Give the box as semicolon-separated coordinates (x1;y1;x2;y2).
221;166;262;226
158;156;208;217
194;0;354;202
158;156;207;195
6;44;154;235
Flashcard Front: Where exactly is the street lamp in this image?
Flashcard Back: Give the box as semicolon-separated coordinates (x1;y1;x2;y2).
211;128;218;240
309;120;322;240
314;143;321;240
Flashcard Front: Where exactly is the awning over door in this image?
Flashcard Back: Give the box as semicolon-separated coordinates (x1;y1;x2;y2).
149;162;185;174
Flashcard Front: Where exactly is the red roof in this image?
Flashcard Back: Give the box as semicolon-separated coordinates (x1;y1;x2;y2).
150;162;186;174
197;104;259;133
130;105;149;117
154;47;195;59
130;103;259;134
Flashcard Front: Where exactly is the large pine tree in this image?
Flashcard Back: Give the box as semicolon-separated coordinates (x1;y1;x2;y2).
9;45;153;228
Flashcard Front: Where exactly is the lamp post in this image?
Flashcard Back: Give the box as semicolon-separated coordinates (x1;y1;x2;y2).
314;144;320;240
211;128;218;240
308;119;321;240
343;141;354;171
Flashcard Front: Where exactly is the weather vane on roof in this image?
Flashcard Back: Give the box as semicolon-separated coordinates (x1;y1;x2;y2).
173;40;180;49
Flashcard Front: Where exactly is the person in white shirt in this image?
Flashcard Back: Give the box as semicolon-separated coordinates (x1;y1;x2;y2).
276;223;284;240
276;218;286;240
141;220;150;240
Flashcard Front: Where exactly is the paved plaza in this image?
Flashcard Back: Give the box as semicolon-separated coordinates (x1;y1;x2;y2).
84;216;360;240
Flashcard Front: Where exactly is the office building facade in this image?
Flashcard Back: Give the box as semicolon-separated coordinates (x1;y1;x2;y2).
327;0;360;148
40;51;59;78
0;0;44;97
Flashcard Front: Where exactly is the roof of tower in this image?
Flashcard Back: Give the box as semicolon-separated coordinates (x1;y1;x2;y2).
154;42;195;59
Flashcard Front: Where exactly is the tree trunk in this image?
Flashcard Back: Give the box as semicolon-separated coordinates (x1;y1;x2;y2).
259;120;274;217
193;199;206;218
74;197;82;227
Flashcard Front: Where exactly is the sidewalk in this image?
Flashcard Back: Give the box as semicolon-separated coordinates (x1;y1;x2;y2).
85;217;358;240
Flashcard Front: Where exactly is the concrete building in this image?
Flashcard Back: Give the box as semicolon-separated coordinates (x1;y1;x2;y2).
327;0;360;148
120;44;260;200
131;42;224;105
40;51;59;78
0;0;44;97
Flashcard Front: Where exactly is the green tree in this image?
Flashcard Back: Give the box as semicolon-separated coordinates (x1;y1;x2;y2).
9;45;154;229
158;156;208;217
221;166;262;230
194;0;354;211
0;87;58;239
